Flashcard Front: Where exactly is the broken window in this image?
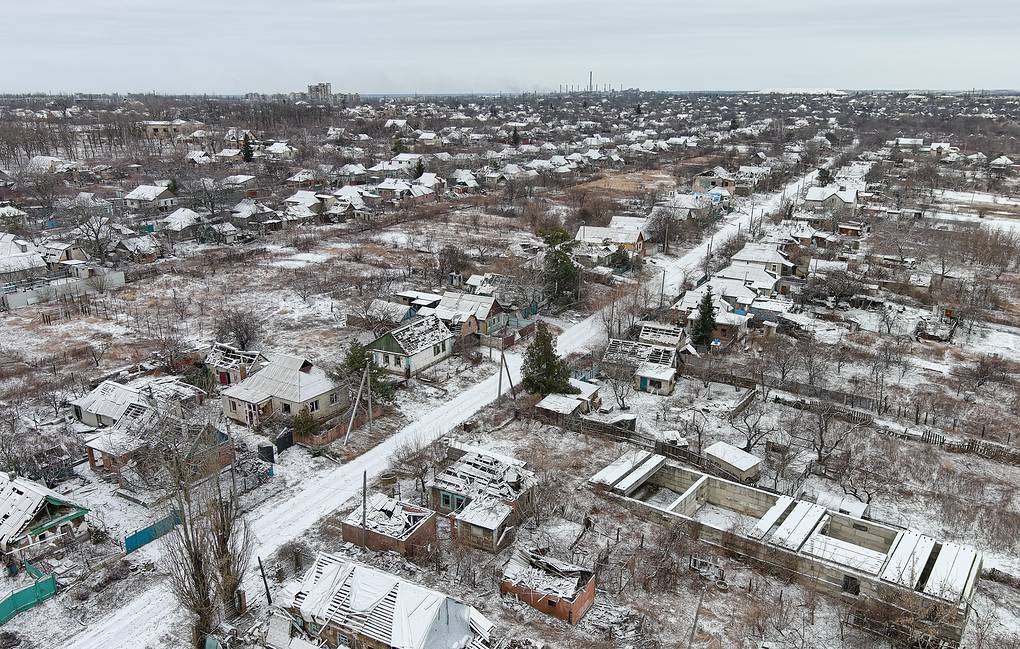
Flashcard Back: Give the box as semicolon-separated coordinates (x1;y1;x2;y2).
309;400;320;413
281;403;291;415
842;575;860;596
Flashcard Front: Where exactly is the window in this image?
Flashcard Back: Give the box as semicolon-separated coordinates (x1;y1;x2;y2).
433;344;442;355
454;495;466;510
383;353;390;365
329;392;339;405
309;400;320;413
230;400;237;412
842;575;860;596
441;492;452;508
281;403;291;415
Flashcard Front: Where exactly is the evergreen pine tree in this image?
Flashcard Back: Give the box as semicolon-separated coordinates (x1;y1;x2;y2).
291;406;320;441
521;322;577;396
414;157;425;179
543;249;579;304
241;134;254;162
331;342;395;403
692;287;717;346
511;127;520;147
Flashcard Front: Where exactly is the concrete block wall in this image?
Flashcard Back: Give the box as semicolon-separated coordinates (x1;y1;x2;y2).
705;476;777;518
825;514;897;554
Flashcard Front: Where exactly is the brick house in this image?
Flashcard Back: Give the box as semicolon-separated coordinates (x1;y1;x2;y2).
501;547;596;625
341;493;438;558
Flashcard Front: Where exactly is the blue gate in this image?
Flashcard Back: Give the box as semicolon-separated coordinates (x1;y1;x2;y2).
124;510;182;553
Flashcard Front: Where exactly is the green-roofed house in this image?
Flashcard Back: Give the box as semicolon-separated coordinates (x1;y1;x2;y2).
0;471;89;561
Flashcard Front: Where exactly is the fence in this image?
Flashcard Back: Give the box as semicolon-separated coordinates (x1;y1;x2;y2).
534;410;746;483
0;570;58;624
124;509;182;554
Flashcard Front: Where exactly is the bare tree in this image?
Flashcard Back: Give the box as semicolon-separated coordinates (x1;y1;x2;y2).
213;306;265;351
602;361;635;410
731;401;776;452
208;479;253;614
392;435;446;505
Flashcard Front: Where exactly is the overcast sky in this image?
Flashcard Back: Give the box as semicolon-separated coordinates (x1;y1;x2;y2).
6;0;1018;95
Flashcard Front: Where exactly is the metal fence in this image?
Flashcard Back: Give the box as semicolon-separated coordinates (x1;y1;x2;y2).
124;509;182;554
0;569;58;624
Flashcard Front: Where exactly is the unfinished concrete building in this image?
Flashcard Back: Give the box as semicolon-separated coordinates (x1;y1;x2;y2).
591;451;981;646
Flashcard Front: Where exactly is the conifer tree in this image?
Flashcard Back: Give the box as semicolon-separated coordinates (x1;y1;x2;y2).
241;134;253;162
691;287;717;346
521;322;577;396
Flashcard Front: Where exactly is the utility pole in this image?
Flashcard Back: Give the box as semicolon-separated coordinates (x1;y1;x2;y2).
659;267;666;308
361;471;368;547
257;557;272;605
366;360;373;437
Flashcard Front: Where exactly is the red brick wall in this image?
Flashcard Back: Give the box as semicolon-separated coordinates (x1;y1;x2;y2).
500;573;596;624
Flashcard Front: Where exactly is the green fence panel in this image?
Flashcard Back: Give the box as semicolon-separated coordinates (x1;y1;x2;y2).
0;575;58;624
124;510;182;554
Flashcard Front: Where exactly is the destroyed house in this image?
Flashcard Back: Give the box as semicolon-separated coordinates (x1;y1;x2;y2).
590;452;981;645
70;377;204;428
204;342;268;386
501;547;596;625
430;445;537;552
341;493;438;558
603;338;677;395
368;315;455;378
0;471;89;560
282;553;494;649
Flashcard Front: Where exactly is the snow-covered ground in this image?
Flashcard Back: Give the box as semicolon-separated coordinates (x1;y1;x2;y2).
53;166;825;649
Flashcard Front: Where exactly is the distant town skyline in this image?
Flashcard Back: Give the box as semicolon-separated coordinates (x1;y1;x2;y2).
6;0;1017;95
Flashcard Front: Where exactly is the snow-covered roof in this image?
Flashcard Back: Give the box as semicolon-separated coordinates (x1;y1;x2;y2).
163;207;201;231
124;185;169;202
0;472;87;550
381;315;453;355
289;554;493;649
704;441;761;473
223;353;338;405
344;493;433;540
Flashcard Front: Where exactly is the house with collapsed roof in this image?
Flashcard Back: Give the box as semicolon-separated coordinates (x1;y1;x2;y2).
430;443;537;552
602;338;678;395
341;493;438;558
0;472;89;561
70;376;205;428
692;166;737;193
83;408;233;490
202;342;268;387
222;353;347;425
501;547;596;625
417;292;509;338
368;315;455;379
590;452;982;645
279;553;494;649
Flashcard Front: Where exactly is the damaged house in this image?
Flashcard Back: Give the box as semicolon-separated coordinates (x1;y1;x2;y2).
501;547;597;625
430;443;537;552
341;493;438;558
368;315;455;379
602;338;678;395
279;553;494;649
0;472;89;561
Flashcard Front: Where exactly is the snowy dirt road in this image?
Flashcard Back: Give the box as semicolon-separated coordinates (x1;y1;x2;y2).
60;167;819;649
